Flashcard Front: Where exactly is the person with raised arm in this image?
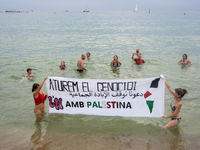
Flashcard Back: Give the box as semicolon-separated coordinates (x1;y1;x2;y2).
132;48;142;59
162;80;187;133
132;53;145;65
32;76;48;117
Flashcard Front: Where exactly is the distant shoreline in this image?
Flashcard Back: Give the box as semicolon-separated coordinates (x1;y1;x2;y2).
5;10;30;13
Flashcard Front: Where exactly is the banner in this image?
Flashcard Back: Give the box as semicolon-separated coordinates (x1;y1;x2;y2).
46;76;165;117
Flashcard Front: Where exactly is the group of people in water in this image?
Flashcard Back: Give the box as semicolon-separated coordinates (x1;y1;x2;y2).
58;49;146;71
57;49;192;72
24;48;192;133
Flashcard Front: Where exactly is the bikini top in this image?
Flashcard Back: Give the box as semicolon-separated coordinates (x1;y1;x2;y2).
34;93;47;105
170;100;180;111
182;61;188;64
60;65;66;69
113;61;119;67
182;59;188;64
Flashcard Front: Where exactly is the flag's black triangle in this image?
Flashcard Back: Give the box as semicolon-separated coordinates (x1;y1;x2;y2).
150;78;160;88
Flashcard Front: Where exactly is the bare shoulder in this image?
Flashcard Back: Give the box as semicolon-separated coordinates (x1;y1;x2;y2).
186;59;190;62
33;92;38;98
177;100;183;106
77;59;82;62
177;101;183;107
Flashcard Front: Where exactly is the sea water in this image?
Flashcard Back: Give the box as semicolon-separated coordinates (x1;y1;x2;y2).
0;11;200;149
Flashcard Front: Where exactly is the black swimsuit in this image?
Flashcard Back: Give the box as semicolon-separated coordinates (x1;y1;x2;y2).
77;69;83;72
60;65;65;70
113;62;119;67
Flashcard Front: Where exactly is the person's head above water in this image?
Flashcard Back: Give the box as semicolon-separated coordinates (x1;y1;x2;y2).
138;54;141;59
183;54;187;59
136;48;140;53
61;61;65;66
32;83;39;92
86;52;91;57
175;88;187;99
81;54;86;60
27;68;32;74
113;55;118;60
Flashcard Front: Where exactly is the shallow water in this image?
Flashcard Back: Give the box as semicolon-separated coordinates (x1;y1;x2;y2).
0;11;200;149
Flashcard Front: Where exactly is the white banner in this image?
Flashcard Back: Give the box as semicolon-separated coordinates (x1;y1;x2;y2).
46;76;165;117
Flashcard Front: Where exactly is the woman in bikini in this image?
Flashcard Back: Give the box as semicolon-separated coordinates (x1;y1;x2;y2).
162;80;187;133
59;61;67;69
177;54;192;65
32;76;48;117
110;55;121;67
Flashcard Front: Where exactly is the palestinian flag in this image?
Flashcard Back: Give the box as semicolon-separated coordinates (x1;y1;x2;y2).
144;78;160;113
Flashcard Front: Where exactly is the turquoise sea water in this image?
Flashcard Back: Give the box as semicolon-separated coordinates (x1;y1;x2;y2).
0;11;200;149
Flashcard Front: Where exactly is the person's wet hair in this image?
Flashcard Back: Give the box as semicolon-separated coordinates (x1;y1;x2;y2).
113;55;118;60
87;52;90;56
175;88;187;99
183;54;187;59
32;83;39;92
27;68;32;73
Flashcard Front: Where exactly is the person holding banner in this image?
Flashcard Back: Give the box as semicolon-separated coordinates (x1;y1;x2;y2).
110;55;121;67
77;54;88;72
32;76;48;117
162;80;187;133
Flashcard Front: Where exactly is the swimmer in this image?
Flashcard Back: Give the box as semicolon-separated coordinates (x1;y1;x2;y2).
177;54;192;65
32;76;48;117
86;52;91;60
59;61;67;69
110;55;121;67
24;68;35;77
20;68;35;82
77;54;88;72
132;54;145;65
132;48;142;59
162;80;187;133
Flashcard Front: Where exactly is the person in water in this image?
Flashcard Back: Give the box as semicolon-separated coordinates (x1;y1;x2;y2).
132;54;145;65
32;76;48;117
77;54;88;72
20;68;35;82
86;52;91;60
177;54;192;65
110;55;121;67
162;80;187;133
24;68;35;77
59;61;67;69
132;48;142;59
